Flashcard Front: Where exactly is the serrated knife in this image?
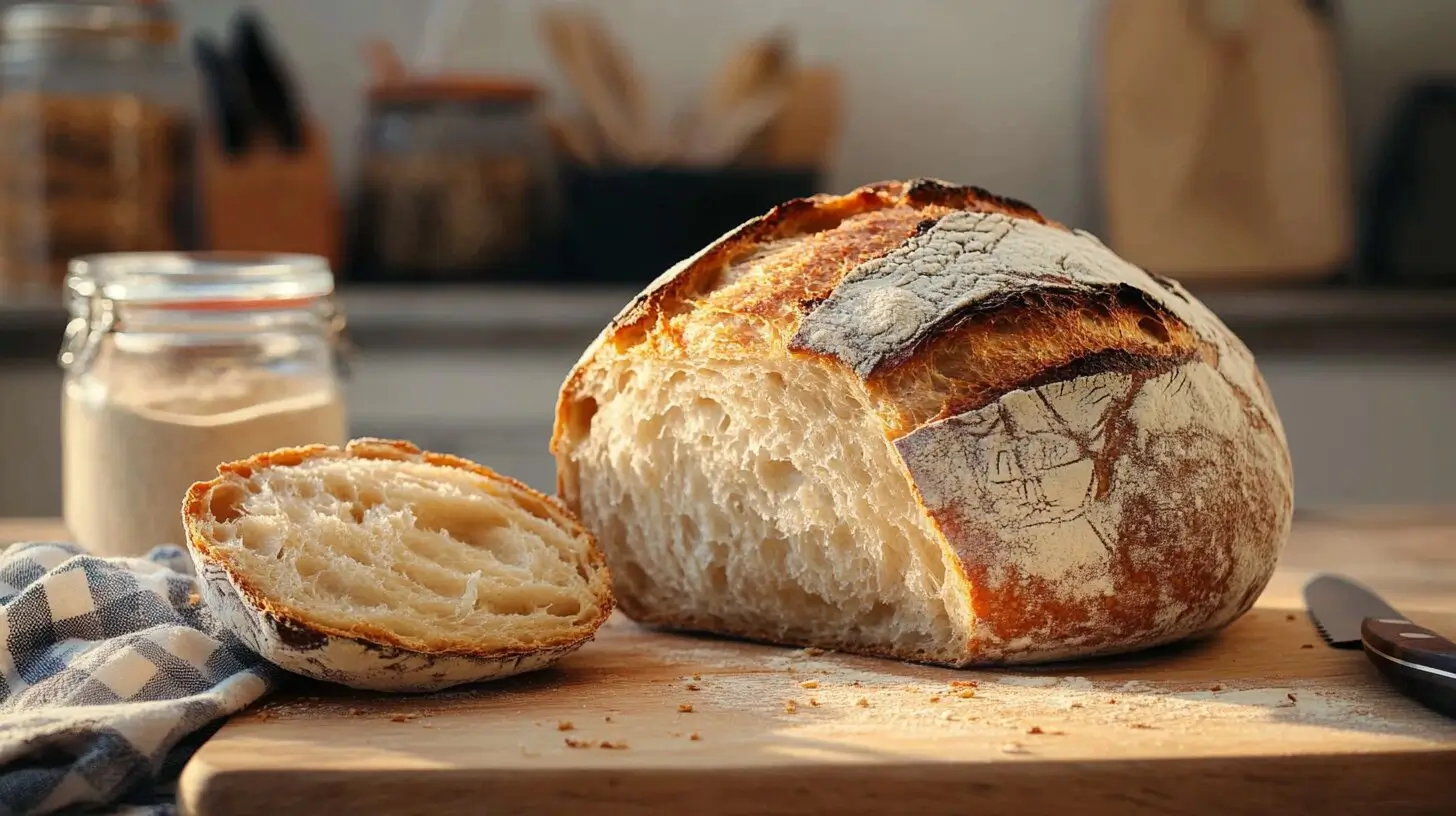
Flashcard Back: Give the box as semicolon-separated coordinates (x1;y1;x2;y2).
1303;573;1456;719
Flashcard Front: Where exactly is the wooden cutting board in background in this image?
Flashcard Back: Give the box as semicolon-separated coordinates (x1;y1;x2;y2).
174;518;1456;815
1102;0;1354;283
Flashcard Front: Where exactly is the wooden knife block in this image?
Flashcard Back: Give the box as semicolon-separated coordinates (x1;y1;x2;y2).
199;120;340;268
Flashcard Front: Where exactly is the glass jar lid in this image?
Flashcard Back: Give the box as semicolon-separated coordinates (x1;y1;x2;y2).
66;252;335;308
60;252;347;373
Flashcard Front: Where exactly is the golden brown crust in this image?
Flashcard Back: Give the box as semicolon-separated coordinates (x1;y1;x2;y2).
548;179;1062;457
599;179;1058;355
183;438;614;660
866;288;1200;437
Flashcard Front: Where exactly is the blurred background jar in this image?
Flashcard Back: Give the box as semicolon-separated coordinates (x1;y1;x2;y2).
346;74;560;284
59;252;349;556
0;0;198;298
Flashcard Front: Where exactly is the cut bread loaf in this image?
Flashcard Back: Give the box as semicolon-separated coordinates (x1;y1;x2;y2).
183;438;612;692
552;178;1293;666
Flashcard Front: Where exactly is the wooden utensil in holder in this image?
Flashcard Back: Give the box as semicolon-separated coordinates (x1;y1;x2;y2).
199;121;339;268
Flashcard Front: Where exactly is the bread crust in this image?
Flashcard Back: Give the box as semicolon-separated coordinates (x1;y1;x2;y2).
553;179;1293;667
184;438;614;692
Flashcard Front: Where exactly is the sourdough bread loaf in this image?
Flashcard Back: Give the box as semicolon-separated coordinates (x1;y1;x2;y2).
551;178;1293;666
184;438;613;691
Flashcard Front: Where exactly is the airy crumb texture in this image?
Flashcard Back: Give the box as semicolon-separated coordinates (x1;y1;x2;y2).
563;359;968;661
185;438;613;692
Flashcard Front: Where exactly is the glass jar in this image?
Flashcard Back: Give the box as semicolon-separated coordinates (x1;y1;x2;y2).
348;77;559;282
59;252;349;557
0;1;197;297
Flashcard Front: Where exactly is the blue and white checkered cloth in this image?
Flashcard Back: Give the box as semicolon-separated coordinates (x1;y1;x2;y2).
0;541;282;815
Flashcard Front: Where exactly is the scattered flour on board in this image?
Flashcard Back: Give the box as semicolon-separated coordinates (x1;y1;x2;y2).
650;644;1443;738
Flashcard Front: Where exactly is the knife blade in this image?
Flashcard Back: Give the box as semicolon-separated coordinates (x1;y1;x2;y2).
1303;573;1456;719
232;9;305;152
192;33;252;158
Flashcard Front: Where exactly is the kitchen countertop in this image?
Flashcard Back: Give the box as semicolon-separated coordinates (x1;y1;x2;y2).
3;285;1456;359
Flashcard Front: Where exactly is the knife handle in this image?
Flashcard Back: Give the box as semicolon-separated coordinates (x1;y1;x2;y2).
1361;617;1456;719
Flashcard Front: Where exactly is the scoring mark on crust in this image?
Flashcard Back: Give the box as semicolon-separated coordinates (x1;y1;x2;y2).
790;211;1178;379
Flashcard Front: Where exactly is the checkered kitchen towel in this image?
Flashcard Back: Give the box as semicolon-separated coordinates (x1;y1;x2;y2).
0;541;283;815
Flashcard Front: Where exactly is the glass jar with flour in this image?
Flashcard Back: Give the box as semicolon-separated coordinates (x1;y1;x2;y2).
59;253;349;557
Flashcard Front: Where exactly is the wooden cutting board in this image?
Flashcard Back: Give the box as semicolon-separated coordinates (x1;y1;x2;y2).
169;516;1456;815
1101;0;1354;283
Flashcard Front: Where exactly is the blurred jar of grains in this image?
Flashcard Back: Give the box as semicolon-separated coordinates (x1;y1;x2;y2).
0;0;198;297
348;76;559;283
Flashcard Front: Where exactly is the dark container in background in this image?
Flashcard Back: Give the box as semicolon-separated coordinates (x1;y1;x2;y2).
1362;79;1456;287
551;165;820;287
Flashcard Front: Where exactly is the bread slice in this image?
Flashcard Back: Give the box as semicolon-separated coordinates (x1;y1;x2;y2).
553;178;1293;667
183;438;613;692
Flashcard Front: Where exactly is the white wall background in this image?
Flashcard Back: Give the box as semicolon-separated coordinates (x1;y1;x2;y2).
174;0;1456;229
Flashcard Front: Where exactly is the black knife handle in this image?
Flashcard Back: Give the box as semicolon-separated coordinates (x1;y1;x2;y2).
1361;617;1456;719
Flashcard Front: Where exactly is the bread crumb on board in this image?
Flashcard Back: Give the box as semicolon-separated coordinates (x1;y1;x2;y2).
957;690;976;699
950;680;978;688
809;697;820;707
604;715;614;723
692;673;702;681
928;695;942;703
689;732;702;741
557;720;575;731
784;699;799;713
565;737;628;750
798;680;819;689
686;683;701;691
390;714;419;723
678;704;694;713
856;697;870;708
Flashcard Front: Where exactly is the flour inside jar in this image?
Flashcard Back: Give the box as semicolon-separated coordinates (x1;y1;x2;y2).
63;366;346;557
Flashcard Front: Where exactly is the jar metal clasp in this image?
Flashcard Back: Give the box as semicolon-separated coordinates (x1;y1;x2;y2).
58;292;114;374
320;293;355;378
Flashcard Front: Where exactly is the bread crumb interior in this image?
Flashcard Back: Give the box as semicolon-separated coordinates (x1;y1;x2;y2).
564;357;973;658
196;457;603;652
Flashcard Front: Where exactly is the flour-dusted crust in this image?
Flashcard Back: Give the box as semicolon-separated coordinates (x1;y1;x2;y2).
184;439;614;693
554;178;1293;666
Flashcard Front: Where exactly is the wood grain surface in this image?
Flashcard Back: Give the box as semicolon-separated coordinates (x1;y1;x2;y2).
6;516;1456;815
